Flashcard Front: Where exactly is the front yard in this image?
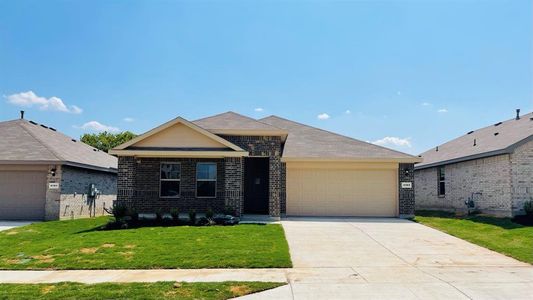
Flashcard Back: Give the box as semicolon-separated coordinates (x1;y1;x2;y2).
415;210;533;264
0;281;284;300
0;217;292;269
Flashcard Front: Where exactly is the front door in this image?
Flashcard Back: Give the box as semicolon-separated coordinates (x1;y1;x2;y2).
244;157;269;214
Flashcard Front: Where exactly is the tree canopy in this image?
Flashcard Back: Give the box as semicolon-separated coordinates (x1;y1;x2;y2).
80;131;137;153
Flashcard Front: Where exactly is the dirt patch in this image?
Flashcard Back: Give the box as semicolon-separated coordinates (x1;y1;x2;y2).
119;251;134;260
123;244;137;249
32;255;55;263
5;231;18;235
41;285;56;295
230;285;252;296
79;247;98;254
101;243;115;248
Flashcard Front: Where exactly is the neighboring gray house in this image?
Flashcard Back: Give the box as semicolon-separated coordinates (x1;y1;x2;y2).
415;110;533;217
0;113;117;220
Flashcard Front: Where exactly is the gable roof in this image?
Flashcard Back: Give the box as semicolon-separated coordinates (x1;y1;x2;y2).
193;111;287;137
416;111;533;169
260;115;421;162
0;119;117;172
109;116;249;158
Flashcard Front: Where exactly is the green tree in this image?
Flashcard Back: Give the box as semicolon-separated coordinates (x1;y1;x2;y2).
80;131;137;153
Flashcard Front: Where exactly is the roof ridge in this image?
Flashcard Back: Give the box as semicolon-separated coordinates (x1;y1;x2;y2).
194;111;286;131
17;121;63;161
262;115;418;158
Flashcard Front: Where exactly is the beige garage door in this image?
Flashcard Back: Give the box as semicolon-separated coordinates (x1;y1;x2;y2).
286;162;398;217
0;171;47;220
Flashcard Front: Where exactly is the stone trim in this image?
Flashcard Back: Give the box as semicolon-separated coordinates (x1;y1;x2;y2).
399;163;415;218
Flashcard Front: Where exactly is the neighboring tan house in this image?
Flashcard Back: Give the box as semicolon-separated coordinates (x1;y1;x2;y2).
0;113;117;220
415;110;533;217
109;112;421;219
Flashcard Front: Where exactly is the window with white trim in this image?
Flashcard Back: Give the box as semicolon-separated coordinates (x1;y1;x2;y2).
197;163;217;198
160;163;180;197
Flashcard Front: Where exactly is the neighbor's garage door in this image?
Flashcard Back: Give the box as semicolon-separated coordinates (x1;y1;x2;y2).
0;171;47;220
286;162;398;217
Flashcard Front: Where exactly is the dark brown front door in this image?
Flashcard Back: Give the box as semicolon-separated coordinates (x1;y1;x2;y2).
244;157;269;214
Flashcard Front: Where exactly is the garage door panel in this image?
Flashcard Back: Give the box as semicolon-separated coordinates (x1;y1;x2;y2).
287;164;398;217
0;171;47;220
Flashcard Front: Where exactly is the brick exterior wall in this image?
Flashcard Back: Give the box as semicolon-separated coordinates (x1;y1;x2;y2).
219;135;283;217
59;165;116;220
116;157;225;213
224;157;243;215
280;162;287;215
44;165;117;220
414;154;514;217
398;163;415;218
510;140;533;215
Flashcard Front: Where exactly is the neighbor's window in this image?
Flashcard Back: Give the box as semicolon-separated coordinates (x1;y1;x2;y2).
160;163;181;197
197;163;217;198
438;166;445;196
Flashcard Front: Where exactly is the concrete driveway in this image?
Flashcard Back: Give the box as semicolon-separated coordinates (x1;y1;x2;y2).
240;217;533;300
0;221;34;231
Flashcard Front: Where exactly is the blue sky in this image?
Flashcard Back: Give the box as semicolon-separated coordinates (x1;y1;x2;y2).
0;0;531;155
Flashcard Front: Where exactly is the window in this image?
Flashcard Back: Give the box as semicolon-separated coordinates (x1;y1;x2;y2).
197;163;217;198
160;163;180;197
438;166;445;196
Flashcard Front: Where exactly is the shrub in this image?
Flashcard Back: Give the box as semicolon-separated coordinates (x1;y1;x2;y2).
104;203;129;221
170;208;180;220
155;209;164;222
222;205;235;216
524;200;533;216
188;209;197;225
129;208;139;222
206;208;214;219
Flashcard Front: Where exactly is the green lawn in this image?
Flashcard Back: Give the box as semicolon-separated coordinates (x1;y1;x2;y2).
0;217;292;269
0;281;284;300
415;210;533;264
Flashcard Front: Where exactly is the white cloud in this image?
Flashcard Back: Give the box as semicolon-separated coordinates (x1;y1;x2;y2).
5;91;82;114
77;121;120;133
123;117;135;122
317;113;330;120
254;107;264;112
345;110;351;114
372;136;412;148
421;102;431;106
438;108;448;113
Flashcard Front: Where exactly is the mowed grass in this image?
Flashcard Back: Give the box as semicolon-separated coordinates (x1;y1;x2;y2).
0;281;284;300
0;217;292;269
415;210;533;264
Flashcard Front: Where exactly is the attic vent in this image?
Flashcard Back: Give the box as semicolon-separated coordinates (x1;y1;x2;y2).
530;117;533;121
40;124;48;129
494;132;499;136
49;127;57;131
473;139;477;146
435;146;439;152
494;122;502;126
29;121;37;125
71;139;77;142
467;130;474;134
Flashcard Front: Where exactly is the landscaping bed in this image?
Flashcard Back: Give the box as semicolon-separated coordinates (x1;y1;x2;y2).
415;210;533;264
0;281;284;300
0;217;292;270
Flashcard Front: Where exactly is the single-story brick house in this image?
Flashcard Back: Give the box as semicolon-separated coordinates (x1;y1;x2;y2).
0;113;117;220
109;112;421;219
415;110;533;217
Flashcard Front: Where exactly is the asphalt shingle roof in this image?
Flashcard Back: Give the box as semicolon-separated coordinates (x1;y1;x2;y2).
193;111;285;132
260;115;418;160
0;119;117;172
416;111;533;169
